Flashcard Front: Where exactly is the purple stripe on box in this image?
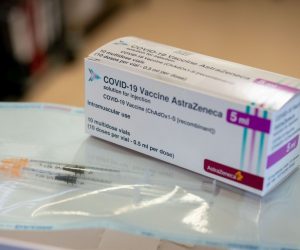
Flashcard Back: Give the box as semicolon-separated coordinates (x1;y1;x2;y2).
254;78;300;93
267;135;299;169
227;109;271;133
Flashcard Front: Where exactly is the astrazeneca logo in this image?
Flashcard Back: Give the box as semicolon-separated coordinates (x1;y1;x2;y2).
88;68;101;82
235;171;244;182
206;165;244;182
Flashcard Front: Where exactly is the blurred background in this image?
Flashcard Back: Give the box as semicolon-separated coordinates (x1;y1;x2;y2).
1;0;300;106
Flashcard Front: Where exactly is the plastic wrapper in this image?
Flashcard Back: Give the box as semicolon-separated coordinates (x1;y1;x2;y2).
0;102;299;249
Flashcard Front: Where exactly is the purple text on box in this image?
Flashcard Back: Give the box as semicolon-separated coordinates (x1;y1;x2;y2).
227;109;271;133
254;78;300;94
267;135;299;169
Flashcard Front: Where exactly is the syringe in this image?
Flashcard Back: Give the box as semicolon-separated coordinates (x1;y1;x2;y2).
0;157;194;200
0;157;115;188
0;157;205;191
0;157;176;201
0;157;157;183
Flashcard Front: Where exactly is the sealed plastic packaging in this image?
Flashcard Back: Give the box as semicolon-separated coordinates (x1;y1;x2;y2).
0;103;299;249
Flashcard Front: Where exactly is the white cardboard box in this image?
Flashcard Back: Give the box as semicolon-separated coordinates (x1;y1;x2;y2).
85;37;300;196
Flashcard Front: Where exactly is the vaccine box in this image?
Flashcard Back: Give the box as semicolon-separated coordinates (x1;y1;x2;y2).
85;37;300;196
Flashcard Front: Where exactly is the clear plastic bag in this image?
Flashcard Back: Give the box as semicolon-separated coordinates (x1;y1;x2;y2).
0;103;299;249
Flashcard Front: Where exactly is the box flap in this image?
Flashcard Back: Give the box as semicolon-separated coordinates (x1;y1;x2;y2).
88;37;300;111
